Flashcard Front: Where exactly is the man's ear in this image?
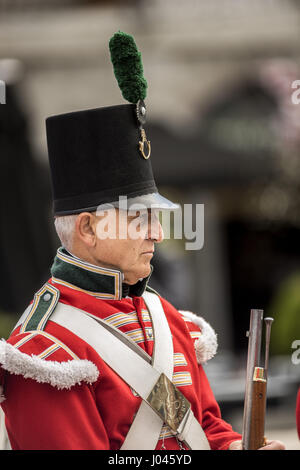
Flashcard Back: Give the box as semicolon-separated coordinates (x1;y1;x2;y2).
75;212;97;247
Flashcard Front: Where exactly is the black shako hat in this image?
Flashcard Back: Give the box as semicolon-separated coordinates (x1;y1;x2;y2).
46;32;178;216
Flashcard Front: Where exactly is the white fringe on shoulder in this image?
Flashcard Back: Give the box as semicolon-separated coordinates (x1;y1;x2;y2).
0;340;99;393
179;311;218;364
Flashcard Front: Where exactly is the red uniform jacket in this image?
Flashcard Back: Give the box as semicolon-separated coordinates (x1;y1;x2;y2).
0;248;241;450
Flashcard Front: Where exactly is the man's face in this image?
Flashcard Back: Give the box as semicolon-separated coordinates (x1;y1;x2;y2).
92;208;164;284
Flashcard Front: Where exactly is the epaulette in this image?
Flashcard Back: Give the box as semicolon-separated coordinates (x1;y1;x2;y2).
179;310;218;364
19;283;60;333
0;283;99;393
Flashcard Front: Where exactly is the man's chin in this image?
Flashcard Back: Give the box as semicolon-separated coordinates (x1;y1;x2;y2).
125;265;151;285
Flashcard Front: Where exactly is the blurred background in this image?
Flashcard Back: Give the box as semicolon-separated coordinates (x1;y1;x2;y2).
0;0;299;449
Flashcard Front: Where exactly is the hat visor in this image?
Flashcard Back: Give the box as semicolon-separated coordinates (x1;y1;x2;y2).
96;192;180;212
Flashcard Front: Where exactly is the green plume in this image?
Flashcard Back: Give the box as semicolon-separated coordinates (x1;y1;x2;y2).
109;31;147;104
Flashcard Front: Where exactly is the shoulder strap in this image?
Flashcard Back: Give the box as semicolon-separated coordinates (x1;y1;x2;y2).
17;283;60;334
120;291;174;449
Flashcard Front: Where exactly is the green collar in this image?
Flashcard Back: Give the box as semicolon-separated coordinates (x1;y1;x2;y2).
50;247;152;300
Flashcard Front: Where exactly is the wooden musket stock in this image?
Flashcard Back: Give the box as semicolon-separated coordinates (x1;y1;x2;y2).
248;368;267;449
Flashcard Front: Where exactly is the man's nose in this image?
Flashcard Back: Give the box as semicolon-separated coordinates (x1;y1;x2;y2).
147;213;164;243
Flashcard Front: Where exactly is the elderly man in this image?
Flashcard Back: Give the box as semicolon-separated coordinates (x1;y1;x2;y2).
0;32;285;451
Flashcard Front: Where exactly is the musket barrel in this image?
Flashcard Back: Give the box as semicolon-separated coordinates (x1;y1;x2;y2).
242;309;264;450
264;317;274;380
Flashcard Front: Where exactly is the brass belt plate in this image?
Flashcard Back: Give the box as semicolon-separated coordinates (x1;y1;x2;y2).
146;373;191;433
